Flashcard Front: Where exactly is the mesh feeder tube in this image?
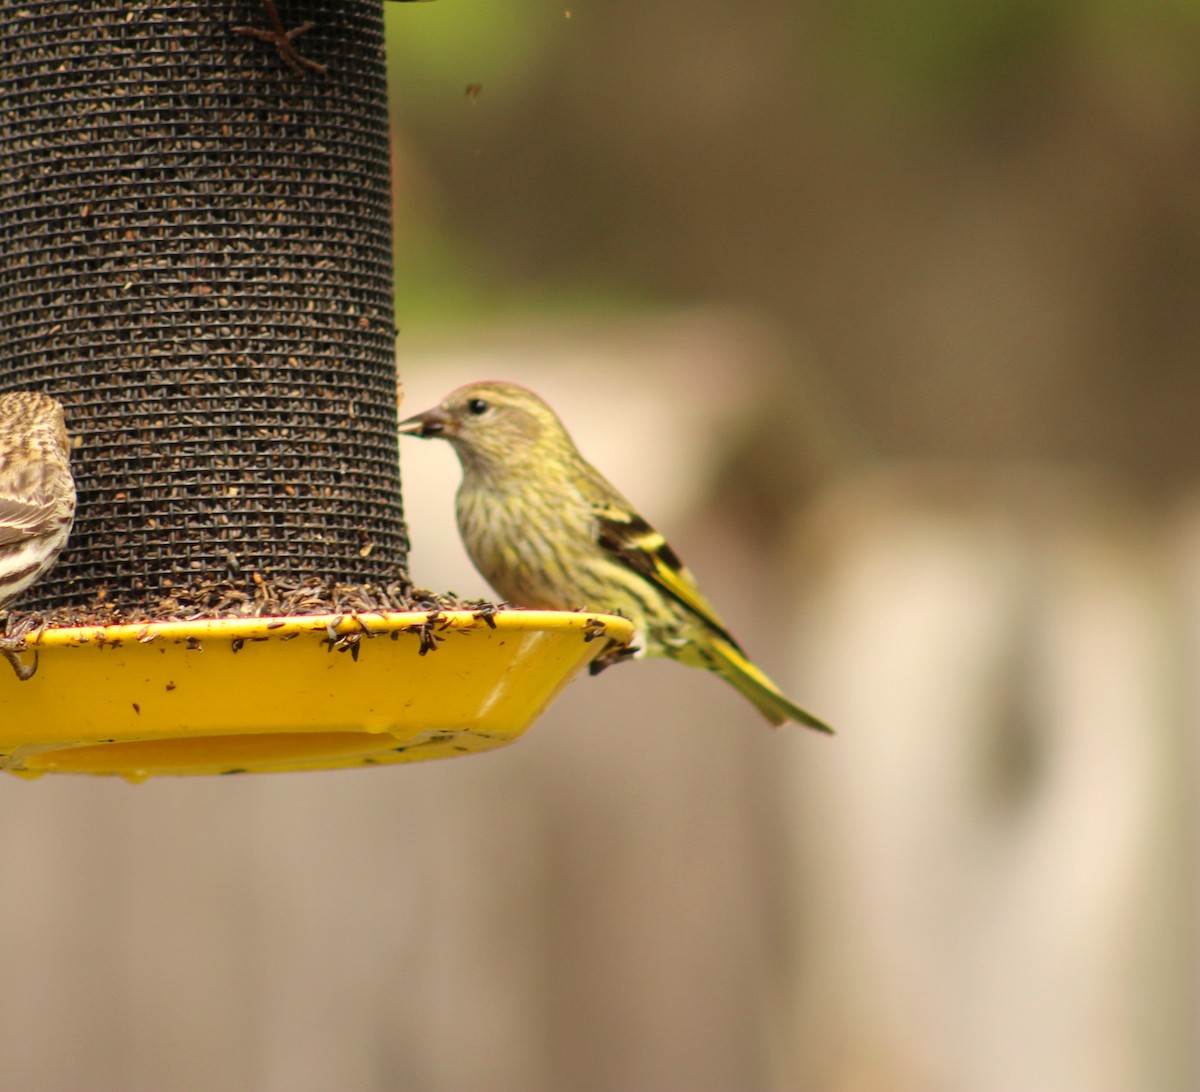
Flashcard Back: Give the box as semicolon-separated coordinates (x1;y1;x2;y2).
0;2;409;619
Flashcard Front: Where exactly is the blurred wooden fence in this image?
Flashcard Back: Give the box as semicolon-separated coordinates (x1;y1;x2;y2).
782;465;1193;1092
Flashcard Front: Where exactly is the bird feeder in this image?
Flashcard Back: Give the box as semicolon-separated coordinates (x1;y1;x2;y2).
0;2;630;776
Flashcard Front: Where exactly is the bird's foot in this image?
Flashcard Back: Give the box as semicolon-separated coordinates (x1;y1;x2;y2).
588;643;639;676
0;637;38;682
232;1;327;75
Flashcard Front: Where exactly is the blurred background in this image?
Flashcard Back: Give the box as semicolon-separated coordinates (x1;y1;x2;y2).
3;1;1198;1089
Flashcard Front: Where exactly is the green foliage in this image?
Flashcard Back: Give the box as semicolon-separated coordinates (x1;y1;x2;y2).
823;0;1200;115
833;0;1065;88
384;0;563;101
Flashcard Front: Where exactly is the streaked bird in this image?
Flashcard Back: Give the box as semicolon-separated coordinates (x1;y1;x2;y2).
398;381;832;732
0;392;76;681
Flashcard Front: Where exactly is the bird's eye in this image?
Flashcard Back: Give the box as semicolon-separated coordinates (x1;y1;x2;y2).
466;398;490;416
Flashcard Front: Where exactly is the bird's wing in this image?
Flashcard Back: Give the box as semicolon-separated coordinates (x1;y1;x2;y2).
0;467;68;547
0;497;59;547
592;501;746;654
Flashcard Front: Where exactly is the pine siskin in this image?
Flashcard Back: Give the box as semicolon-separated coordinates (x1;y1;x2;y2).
398;381;832;732
0;392;76;681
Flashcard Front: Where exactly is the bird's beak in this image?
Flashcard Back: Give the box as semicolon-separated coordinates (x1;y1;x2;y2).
397;407;452;439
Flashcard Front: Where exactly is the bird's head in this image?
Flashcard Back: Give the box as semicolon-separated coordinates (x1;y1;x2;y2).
398;381;574;475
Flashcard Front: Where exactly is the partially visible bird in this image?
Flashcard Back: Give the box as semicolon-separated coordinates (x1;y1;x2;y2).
398;381;832;732
0;392;76;681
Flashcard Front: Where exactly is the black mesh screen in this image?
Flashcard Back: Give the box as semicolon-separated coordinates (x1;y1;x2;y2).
0;1;408;615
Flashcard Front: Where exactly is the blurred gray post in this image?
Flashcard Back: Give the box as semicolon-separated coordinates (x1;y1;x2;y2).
0;1;407;612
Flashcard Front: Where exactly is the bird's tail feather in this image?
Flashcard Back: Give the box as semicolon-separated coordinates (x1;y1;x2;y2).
709;637;834;733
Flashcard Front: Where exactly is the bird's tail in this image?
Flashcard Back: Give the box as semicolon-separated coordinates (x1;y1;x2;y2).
708;637;834;733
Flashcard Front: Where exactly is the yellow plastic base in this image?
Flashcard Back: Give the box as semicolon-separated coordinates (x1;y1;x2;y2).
0;610;633;779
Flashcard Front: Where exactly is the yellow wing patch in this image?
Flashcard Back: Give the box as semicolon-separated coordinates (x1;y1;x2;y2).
593;504;744;653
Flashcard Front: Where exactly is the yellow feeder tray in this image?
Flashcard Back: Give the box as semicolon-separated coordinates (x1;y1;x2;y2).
0;610;634;780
